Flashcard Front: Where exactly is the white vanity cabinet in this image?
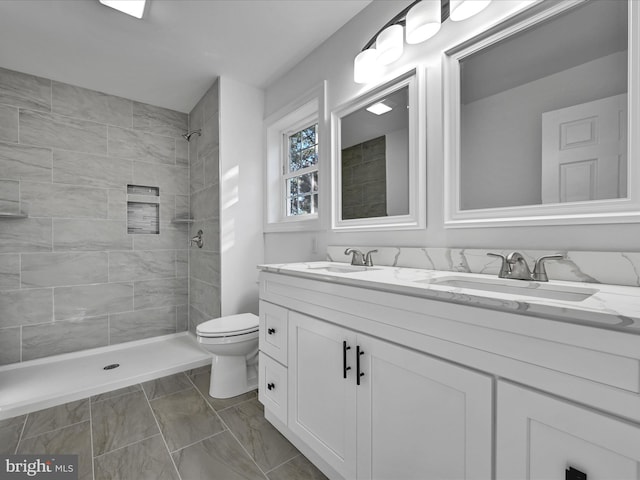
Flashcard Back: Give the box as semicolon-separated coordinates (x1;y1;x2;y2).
497;381;640;479
286;309;492;480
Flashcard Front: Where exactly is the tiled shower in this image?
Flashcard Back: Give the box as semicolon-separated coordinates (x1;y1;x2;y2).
0;66;220;366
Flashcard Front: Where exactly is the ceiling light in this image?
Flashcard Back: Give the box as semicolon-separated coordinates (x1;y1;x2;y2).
354;49;381;84
366;102;393;115
376;24;404;66
406;0;441;44
99;0;147;19
449;0;491;22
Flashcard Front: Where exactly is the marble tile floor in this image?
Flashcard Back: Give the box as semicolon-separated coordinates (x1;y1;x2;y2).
1;366;327;480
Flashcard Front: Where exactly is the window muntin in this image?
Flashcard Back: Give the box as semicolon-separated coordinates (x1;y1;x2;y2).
284;123;318;217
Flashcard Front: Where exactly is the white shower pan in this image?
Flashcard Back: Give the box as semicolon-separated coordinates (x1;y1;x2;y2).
0;332;210;420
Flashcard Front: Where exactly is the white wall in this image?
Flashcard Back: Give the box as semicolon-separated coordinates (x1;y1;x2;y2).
219;76;264;314
262;0;639;264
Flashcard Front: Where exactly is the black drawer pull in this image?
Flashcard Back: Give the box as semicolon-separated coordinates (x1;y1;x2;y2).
356;345;364;385
267;328;275;335
267;382;275;391
566;467;587;480
343;341;351;379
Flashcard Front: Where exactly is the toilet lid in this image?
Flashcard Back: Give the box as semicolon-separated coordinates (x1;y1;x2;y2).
196;313;259;337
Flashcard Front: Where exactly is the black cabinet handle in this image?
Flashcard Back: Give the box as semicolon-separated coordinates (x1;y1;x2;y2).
267;382;275;391
356;345;364;385
267;328;275;335
566;467;586;480
343;341;351;379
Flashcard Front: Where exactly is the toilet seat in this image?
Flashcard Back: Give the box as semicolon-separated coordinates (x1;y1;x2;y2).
196;313;259;338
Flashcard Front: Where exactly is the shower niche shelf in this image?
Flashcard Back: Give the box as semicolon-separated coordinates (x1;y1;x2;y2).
0;212;28;219
172;217;194;224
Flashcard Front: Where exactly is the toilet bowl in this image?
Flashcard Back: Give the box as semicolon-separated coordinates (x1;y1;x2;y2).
196;313;259;399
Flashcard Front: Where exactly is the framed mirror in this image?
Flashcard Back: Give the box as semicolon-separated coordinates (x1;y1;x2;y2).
331;68;426;231
444;0;640;227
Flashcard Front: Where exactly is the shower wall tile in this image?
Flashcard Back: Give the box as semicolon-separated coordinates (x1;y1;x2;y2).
0;179;20;214
202;80;219;124
175;195;190;220
21;182;108;218
0;327;20;366
202;146;219;188
191;219;220;253
177;305;188;332
176;250;189;278
189;277;220;319
189;97;204;133
176;138;188;166
22;315;109;361
108;250;176;282
188;305;212;335
196;119;218;160
109;306;177;344
0;217;52;253
0;254;20;289
0;104;18;143
133;161;189;195
134;278;188;310
107;188;127;220
19;109;107;154
133;223;188;250
52;81;132;128
189;143;205;193
0;288;53;328
189;250;220;286
54;282;133;320
108;126;175;165
21;252;108;287
0;67;51;111
191;184;218;220
53;219;131;251
53;150;132;189
132;102;188;137
0;141;52;182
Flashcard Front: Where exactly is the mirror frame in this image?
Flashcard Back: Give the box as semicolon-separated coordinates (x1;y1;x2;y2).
331;68;426;231
444;0;640;228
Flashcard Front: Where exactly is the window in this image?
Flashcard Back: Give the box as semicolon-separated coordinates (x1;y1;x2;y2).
284;123;318;217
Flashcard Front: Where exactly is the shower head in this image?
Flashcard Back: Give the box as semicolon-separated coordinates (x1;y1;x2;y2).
182;129;202;141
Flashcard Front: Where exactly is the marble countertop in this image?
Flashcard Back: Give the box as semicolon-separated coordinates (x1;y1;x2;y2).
259;262;640;334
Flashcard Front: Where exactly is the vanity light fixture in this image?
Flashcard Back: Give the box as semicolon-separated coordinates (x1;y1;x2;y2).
99;0;147;19
366;101;393;115
354;0;492;84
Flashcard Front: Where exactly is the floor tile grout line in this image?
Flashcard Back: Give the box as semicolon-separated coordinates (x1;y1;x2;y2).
89;398;95;480
168;429;227;455
92;432;161;459
263;453;303;475
20;417;90;442
91;387;142;405
140;382;184;480
13;414;28;454
184;373;269;478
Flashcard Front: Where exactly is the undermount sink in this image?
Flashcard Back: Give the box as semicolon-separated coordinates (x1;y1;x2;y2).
419;276;598;302
309;264;380;274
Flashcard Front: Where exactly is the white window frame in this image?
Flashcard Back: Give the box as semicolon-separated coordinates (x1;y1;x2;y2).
264;82;325;232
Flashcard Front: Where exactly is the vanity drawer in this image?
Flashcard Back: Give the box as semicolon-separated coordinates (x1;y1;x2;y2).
259;352;288;425
259;300;288;365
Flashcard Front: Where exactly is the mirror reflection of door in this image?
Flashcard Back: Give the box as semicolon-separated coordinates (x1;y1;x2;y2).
340;86;410;220
541;94;627;203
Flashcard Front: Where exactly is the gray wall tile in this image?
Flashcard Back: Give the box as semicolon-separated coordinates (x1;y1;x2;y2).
133;162;188;195
0;141;51;182
52;81;132;128
0;254;20;289
189;97;204;133
53;150;132;189
188;305;210;334
22;315;108;361
21;182;108;218
0;105;18;143
176;250;188;278
202;146;219;188
22;252;108;287
0;179;20;214
202;80;219;124
175;195;189;220
191;185;218;221
0;327;21;366
109;306;177;344
108;126;175;165
0;67;51;111
54;282;133;320
189;250;220;286
196;119;218;161
108;188;126;220
189;140;204;194
0;288;53;328
19;110;107;154
54;219;131;251
189;277;220;319
0;217;52;253
108;250;176;282
176;138;188;166
134;278;187;310
177;305;188;332
132;102;187;137
133;223;188;250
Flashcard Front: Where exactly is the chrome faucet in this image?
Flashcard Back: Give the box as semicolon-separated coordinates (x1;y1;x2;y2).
487;252;563;282
345;248;378;266
190;229;204;248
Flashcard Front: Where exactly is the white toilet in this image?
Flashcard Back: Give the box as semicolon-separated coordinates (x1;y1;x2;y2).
196;313;259;399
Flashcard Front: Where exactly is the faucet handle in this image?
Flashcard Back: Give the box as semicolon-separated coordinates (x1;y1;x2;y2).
364;250;378;267
532;254;564;282
344;248;365;266
487;253;510;278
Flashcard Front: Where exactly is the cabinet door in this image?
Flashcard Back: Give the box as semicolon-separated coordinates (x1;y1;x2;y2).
259;300;288;365
497;381;640;480
357;335;493;480
288;312;357;479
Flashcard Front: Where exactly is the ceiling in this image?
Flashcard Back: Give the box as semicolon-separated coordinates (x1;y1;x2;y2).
0;0;371;113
